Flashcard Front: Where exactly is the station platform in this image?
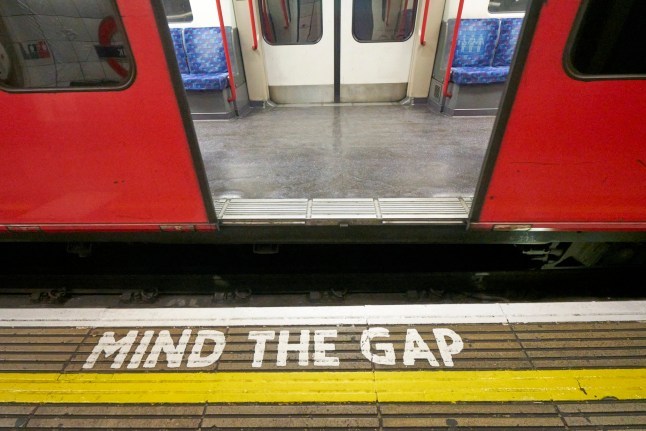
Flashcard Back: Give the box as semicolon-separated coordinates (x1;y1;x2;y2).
0;301;644;429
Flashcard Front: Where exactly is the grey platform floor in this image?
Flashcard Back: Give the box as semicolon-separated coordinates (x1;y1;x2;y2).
195;104;495;200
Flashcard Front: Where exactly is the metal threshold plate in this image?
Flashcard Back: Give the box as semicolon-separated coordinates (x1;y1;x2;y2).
214;197;473;225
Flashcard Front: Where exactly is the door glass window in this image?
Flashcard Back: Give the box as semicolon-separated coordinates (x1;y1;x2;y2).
567;0;646;77
0;0;133;91
259;0;322;45
162;0;193;23
488;0;530;13
353;0;418;42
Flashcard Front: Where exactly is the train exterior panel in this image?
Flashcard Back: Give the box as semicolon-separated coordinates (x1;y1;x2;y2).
471;0;646;231
0;0;215;231
0;0;644;240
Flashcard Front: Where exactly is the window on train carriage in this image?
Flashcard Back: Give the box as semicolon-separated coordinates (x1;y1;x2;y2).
567;0;646;77
353;0;418;42
162;0;193;23
488;0;530;13
259;0;322;45
0;0;133;91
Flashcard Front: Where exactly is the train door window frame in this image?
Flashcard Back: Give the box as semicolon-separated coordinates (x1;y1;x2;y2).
564;0;646;81
259;0;323;45
0;0;135;92
162;0;194;23
352;0;419;43
488;0;530;14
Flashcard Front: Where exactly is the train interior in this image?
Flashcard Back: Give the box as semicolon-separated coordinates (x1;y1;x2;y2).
160;0;528;225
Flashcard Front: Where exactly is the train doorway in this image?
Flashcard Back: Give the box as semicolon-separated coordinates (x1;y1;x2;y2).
160;0;528;226
259;0;422;103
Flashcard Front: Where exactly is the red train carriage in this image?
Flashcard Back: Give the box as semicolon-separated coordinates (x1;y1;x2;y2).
0;0;644;249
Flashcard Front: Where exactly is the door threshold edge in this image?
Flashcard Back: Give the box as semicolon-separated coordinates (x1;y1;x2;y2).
213;197;472;226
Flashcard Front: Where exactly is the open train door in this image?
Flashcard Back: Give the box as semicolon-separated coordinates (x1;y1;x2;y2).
469;0;646;232
0;0;216;234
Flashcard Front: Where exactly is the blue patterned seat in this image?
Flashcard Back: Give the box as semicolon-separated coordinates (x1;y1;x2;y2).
451;19;500;68
447;18;523;86
179;27;230;91
181;72;230;91
451;66;510;85
492;18;523;67
170;28;190;74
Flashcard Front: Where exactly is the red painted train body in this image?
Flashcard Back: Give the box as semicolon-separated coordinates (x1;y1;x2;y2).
0;0;644;244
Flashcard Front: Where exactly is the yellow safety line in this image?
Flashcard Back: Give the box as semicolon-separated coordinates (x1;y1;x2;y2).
0;369;644;404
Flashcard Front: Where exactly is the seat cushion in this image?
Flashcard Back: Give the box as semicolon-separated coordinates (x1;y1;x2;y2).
451;66;510;85
183;27;228;75
492;18;523;67
170;28;190;74
451;19;500;67
181;73;229;91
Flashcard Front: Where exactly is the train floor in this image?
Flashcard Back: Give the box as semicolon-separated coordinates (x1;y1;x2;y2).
193;104;494;225
0;300;644;430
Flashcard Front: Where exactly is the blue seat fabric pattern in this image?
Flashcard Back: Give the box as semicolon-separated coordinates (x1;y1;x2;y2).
170;27;230;91
492;18;523;67
449;18;521;85
184;27;227;74
451;19;500;67
170;28;190;74
451;66;510;85
181;73;230;91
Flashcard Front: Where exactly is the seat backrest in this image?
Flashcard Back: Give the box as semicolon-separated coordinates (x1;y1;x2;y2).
450;18;500;67
183;27;228;75
492;18;523;67
169;28;190;74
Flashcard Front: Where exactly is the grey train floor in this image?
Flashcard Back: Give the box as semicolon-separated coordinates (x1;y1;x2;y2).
195;104;494;200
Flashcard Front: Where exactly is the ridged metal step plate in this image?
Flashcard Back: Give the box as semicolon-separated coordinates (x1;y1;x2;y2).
214;197;472;225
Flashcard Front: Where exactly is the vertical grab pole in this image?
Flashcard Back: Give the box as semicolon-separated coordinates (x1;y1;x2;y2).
216;0;237;102
420;0;431;45
442;0;464;98
248;0;258;50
